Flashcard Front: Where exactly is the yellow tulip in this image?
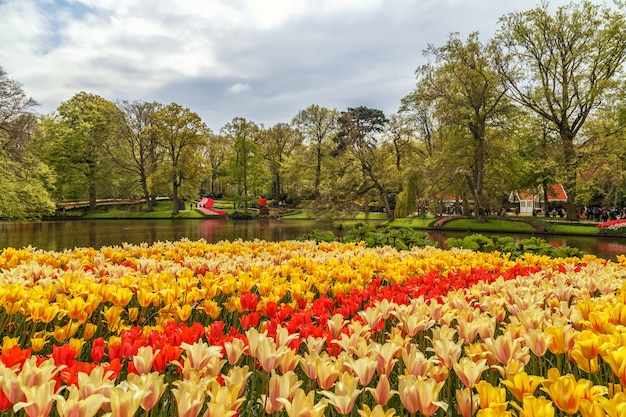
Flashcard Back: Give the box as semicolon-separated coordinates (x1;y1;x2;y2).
541;370;587;415
277;388;327;417
357;404;397;417
53;385;105;417
345;355;378;386
500;372;545;402
13;379;56;417
510;395;555;417
321;373;362;415
172;376;209;417
453;357;489;388
259;370;302;414
475;380;508;412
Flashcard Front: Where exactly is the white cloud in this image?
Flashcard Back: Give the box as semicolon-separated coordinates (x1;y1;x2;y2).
227;82;251;94
0;0;589;129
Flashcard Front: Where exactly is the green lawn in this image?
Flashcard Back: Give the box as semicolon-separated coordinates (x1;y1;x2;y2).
441;218;538;232
82;201;207;219
547;222;599;236
384;217;436;228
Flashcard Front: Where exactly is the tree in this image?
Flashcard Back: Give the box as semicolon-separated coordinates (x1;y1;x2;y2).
152;103;208;215
257;123;301;199
109;100;163;211
333;106;394;220
0;66;56;220
202;130;230;196
292;105;338;199
0;66;38;159
496;0;626;220
415;32;513;222
221;117;262;211
39;92;123;209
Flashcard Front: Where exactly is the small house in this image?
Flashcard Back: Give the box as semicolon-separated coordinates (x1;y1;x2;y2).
509;184;568;215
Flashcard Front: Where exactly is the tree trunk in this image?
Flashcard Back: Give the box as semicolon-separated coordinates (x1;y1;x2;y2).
561;130;578;221
172;175;179;215
88;161;97;210
471;121;486;223
314;142;322;199
140;176;153;211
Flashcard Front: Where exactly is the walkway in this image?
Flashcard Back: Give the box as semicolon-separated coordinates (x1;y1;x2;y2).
196;198;228;217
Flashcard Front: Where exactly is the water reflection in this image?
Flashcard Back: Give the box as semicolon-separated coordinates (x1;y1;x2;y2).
1;220;625;260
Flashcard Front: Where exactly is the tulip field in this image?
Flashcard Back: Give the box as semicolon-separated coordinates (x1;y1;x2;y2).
1;238;626;417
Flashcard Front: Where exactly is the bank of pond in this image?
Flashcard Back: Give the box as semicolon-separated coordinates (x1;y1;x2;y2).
1;218;625;261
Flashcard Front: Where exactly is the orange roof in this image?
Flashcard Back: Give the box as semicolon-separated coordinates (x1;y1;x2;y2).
546;184;568;201
518;184;567;202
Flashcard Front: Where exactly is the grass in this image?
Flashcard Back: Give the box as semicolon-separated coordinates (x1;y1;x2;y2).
440;218;538;232
384;217;436;228
547;222;599;236
74;201;607;237
82;201;207;219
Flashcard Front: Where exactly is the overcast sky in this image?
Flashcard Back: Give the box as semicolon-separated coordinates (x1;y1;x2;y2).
1;0;578;131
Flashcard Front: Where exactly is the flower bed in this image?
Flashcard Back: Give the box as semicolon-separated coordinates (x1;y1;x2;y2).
0;239;625;416
598;218;626;235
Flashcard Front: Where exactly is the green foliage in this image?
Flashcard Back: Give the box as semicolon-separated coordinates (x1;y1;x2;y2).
297;230;338;243
446;233;587;259
230;210;256;219
445;234;494;251
343;223;436;250
0;155;56;220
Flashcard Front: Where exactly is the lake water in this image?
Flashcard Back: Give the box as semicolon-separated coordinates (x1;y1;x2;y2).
1;219;625;260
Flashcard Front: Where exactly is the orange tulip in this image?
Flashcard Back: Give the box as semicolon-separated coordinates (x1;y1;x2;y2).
453;357;489;388
224;338;246;365
397;374;447;416
365;374;396;406
456;388;479;417
522;328;553;357
346;355;378;386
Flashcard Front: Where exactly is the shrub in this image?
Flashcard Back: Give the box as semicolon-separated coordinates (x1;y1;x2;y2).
297;230;338;243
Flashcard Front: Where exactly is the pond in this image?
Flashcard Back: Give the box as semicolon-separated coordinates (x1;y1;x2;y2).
1;219;625;261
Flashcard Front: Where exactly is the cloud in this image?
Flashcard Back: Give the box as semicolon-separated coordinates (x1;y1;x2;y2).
227;82;251;94
0;0;583;130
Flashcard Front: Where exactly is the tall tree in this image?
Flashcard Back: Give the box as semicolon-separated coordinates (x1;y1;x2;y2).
415;32;512;222
221;117;261;211
292;105;338;199
0;66;56;220
258;123;301;199
109;100;163;211
40;92;123;209
334;106;394;220
152;103;208;215
496;0;626;220
0;66;38;159
202;130;230;196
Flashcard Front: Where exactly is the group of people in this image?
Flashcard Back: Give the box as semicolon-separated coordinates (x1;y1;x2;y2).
583;207;626;223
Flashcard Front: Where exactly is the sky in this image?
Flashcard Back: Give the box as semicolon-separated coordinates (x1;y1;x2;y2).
0;0;578;132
